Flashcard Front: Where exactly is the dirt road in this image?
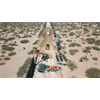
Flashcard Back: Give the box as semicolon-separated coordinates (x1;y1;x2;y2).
0;24;44;78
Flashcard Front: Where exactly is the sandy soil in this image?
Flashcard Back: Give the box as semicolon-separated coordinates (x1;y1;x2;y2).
56;23;100;78
0;24;44;78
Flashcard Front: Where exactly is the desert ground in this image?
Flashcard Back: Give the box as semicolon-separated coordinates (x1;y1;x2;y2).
0;22;100;78
0;22;44;78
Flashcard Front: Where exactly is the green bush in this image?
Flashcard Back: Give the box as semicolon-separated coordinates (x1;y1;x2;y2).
67;60;77;71
0;58;2;61
79;57;83;62
83;49;91;53
71;76;77;78
95;40;100;46
1;51;6;54
60;40;63;44
61;45;66;49
61;34;67;37
23;47;26;50
63;51;67;54
69;49;79;55
85;68;100;78
82;41;86;44
8;43;18;46
4;57;10;60
0;62;5;65
6;47;15;51
8;37;15;41
86;38;95;44
22;35;32;38
92;32;99;36
85;46;91;50
57;35;62;39
8;52;16;56
86;34;90;37
69;32;75;36
17;58;32;77
92;46;100;51
28;50;34;55
33;40;39;45
92;57;98;60
66;40;72;42
2;45;8;50
1;55;4;57
84;28;89;33
20;40;29;43
69;43;81;47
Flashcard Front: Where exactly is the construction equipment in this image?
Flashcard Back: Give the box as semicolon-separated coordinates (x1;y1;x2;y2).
46;43;50;50
55;53;59;62
46;65;61;72
37;63;47;73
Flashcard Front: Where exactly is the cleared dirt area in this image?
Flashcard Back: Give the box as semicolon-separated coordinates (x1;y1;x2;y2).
33;25;69;78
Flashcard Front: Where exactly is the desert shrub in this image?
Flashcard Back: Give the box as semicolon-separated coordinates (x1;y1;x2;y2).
2;45;8;50
28;50;34;55
90;54;92;56
16;35;21;38
67;60;77;71
57;35;61;39
85;67;100;78
86;34;90;37
0;62;5;65
22;35;32;38
69;43;81;47
82;41;86;44
17;58;32;77
23;47;26;50
71;76;77;78
8;52;16;56
1;55;4;57
92;46;100;51
38;28;43;38
6;47;15;51
20;40;29;43
84;28;89;33
8;43;18;46
86;38;95;44
79;57;83;62
95;40;100;46
60;40;63;44
76;35;80;38
83;49;91;53
69;49;79;55
92;57;98;60
0;58;2;61
79;56;89;62
69;32;75;36
33;40;39;45
61;34;67;37
66;40;72;42
63;51;67;54
4;57;10;60
8;37;15;41
1;38;6;40
85;46;91;50
1;51;6;54
92;32;99;36
61;45;66;49
63;43;67;45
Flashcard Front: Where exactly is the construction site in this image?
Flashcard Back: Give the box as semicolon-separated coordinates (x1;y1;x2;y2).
27;22;69;78
0;22;100;78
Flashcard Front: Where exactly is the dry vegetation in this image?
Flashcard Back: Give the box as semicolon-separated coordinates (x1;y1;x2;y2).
52;22;100;78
